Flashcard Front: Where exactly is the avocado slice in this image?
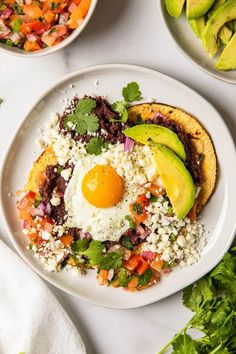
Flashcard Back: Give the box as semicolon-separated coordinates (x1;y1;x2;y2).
202;0;236;57
165;0;185;18
186;0;215;19
188;16;206;38
219;25;233;45
215;32;236;70
228;19;236;32
149;144;195;219
123;124;186;161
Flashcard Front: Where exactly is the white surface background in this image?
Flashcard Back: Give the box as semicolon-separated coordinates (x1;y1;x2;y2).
0;1;235;353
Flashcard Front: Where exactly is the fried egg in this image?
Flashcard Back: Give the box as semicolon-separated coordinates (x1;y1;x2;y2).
64;144;158;242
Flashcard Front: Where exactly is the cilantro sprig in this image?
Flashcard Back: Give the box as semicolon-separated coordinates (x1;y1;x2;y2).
112;81;142;123
158;247;236;354
64;98;99;135
72;240;122;270
85;137;108;155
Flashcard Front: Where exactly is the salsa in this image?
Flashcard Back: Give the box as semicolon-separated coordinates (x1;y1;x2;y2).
0;0;91;51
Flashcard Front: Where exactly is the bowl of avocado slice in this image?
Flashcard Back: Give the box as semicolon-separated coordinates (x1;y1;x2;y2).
160;0;236;84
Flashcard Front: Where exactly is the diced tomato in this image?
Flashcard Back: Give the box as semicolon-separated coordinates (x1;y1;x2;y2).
124;254;142;271
136;261;149;275
24;39;41;51
146;183;164;198
28;232;43;245
150;254;164;271
130;194;149;224
60;234;74;247
77;0;91;17
23;4;43;19
43;10;55;23
141;251;155;261
17;191;36;211
127;276;139;292
97;269;109;286
21;20;45;34
19;210;32;221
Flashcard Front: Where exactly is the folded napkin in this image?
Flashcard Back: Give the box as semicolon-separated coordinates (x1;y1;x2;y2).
0;239;86;354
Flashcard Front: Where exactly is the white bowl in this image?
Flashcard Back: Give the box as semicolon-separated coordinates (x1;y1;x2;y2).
0;0;97;58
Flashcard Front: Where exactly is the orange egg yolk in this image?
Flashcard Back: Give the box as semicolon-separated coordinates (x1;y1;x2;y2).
82;165;125;208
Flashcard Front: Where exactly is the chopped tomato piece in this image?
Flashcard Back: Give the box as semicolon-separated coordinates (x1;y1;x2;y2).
97;270;109;286
60;234;74;246
24;40;41;51
151;254;164;271
136;261;149;275
21;20;45;34
23;4;43;19
127;276;139;292
19;210;32;221
124;254;142;271
146;183;164;198
130;194;149;224
77;0;91;17
43;10;55;23
28;232;43;245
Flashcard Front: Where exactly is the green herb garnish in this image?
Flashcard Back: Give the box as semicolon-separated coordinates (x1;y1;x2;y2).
112;82;142;123
125;215;136;230
169;234;177;242
51;2;57;9
5;39;14;47
121;236;134;250
71;238;90;253
122;82;142;102
81;240;122;270
149;194;157;203
111;101;128;122
138;268;153;286
117;268;131;287
158;247;236;354
34;196;42;208
10;18;23;33
12;3;23;14
65;98;99;135
132;203;143;215
85;137;108;155
57;166;64;173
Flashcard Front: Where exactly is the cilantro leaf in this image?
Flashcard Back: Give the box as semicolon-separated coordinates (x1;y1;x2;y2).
111;100;128;122
75;98;96;114
125;215;136;230
132;203;143;215
85;137;108;155
99;252;122;270
64;98;99;135
71;238;90;253
122;82;142;102
117;268;130;287
172;334;199;354
81;240;104;266
138;268;153;286
148;194;157;203
183;278;214;312
210;253;236;296
121;236;134;250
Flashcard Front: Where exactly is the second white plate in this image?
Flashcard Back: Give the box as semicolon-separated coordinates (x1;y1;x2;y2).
159;2;236;85
1;64;236;308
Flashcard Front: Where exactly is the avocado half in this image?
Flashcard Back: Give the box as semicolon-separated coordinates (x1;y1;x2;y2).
202;0;236;57
123;124;186;161
128;103;217;213
149;144;195;220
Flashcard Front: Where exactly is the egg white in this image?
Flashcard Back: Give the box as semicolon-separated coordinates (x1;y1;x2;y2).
64;144;158;242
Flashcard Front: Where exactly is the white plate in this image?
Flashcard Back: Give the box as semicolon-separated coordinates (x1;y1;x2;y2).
159;2;236;85
1;64;236;309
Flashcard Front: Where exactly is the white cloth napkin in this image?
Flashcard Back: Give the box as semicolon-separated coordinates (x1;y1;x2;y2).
0;239;86;354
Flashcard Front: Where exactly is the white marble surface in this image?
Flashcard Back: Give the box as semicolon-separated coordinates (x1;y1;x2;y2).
0;1;235;353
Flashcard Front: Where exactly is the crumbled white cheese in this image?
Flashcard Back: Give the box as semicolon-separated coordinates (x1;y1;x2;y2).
61;168;72;181
50;195;61;207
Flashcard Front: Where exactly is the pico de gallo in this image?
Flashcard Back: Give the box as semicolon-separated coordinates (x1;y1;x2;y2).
0;0;92;51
